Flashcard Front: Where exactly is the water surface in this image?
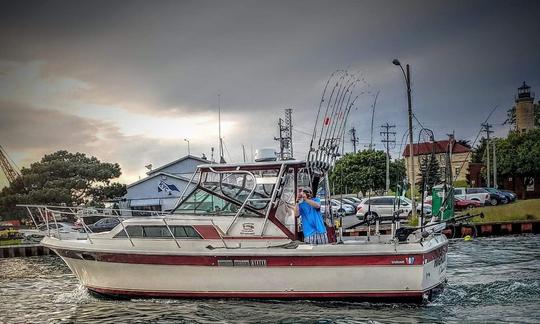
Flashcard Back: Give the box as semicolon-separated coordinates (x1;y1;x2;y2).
1;235;539;323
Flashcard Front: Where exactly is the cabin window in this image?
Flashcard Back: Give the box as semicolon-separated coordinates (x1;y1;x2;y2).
172;226;201;238
143;226;172;238
114;225;201;239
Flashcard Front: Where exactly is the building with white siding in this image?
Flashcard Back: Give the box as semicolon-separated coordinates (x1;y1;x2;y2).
121;155;209;213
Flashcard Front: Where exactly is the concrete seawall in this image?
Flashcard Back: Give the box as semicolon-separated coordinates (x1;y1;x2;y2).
0;244;55;258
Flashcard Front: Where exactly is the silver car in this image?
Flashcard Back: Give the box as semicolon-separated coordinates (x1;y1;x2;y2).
320;198;356;215
356;196;432;222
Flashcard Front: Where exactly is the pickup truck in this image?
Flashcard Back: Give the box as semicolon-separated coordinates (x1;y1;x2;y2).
453;187;490;205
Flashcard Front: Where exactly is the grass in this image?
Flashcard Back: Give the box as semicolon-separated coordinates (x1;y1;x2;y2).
469;199;540;224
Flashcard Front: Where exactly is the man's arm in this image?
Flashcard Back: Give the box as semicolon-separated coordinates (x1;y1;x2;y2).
304;198;321;209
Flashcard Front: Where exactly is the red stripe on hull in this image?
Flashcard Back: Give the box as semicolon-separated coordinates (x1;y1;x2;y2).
87;286;427;300
55;244;448;267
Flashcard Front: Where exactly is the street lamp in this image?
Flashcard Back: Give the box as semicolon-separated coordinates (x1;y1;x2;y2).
393;58;417;221
184;138;190;156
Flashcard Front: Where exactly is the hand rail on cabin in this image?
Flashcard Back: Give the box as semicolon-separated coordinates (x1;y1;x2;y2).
260;163;287;237
162;218;180;248
170;168;200;212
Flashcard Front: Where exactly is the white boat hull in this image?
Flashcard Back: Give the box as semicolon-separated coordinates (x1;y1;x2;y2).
48;236;448;302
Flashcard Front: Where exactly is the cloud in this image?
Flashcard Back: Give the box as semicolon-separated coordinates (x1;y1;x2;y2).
1;0;539;188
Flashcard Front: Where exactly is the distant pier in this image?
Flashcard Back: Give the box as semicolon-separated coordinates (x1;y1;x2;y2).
0;244;55;258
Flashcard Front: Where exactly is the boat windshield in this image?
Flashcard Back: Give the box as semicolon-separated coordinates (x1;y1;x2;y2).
173;169;280;217
172;187;262;217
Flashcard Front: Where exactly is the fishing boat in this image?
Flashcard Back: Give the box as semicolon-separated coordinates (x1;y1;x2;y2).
21;71;449;302
23;158;448;302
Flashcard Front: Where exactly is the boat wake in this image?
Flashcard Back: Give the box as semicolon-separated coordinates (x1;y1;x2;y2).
54;284;94;304
431;278;540;306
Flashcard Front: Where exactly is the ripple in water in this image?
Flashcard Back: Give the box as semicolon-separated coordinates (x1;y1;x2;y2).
1;235;539;323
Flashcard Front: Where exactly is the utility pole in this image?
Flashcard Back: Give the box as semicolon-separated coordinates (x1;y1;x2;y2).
242;144;246;163
349;127;359;153
380;123;396;192
369;90;380;150
482;122;493;187
274;109;294;160
493;142;497;188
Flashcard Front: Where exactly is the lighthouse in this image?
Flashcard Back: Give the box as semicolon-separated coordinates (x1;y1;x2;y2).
515;82;535;132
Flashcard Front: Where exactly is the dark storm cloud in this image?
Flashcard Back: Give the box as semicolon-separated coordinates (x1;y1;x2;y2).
0;0;539;167
0;101;101;150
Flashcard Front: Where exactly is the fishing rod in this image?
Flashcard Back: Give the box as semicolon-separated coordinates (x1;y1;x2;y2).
309;70;345;152
418;127;435;231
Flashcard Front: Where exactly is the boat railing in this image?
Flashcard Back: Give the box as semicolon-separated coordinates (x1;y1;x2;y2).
17;204;223;247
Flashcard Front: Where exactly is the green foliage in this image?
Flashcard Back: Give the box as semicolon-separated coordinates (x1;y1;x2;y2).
453;180;468;188
390;159;407;190
416;154;441;193
330;150;406;195
0;151;126;219
493;129;540;198
471;137;487;163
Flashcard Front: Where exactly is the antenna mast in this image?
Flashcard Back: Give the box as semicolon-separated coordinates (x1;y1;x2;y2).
218;94;225;163
274;108;294;160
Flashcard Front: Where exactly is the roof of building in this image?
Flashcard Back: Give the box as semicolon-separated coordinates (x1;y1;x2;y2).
127;172;191;189
402;140;471;157
146;155;210;175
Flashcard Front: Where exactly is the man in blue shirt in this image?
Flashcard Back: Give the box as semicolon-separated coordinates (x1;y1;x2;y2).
296;188;328;245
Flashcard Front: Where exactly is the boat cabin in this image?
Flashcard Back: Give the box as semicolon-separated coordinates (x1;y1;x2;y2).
170;160;316;241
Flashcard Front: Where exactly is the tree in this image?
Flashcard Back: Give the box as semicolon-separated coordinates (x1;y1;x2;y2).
495;129;540;198
330;150;384;195
0;151;127;220
416;154;441;193
330;150;406;195
389;158;407;190
457;139;472;149
471;137;488;163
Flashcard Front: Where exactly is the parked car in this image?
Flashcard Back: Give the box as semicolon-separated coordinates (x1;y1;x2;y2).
320;198;355;215
482;188;508;205
424;196;481;211
86;217;121;233
499;189;517;202
356;196;431;222
492;189;516;203
338;197;360;208
453;187;490;205
19;222;83;242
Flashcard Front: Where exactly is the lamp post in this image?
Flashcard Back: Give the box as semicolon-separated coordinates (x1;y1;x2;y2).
393;59;416;220
184;138;190;156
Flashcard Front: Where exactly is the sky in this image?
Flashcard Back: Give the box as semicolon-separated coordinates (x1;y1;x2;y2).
1;0;539;187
